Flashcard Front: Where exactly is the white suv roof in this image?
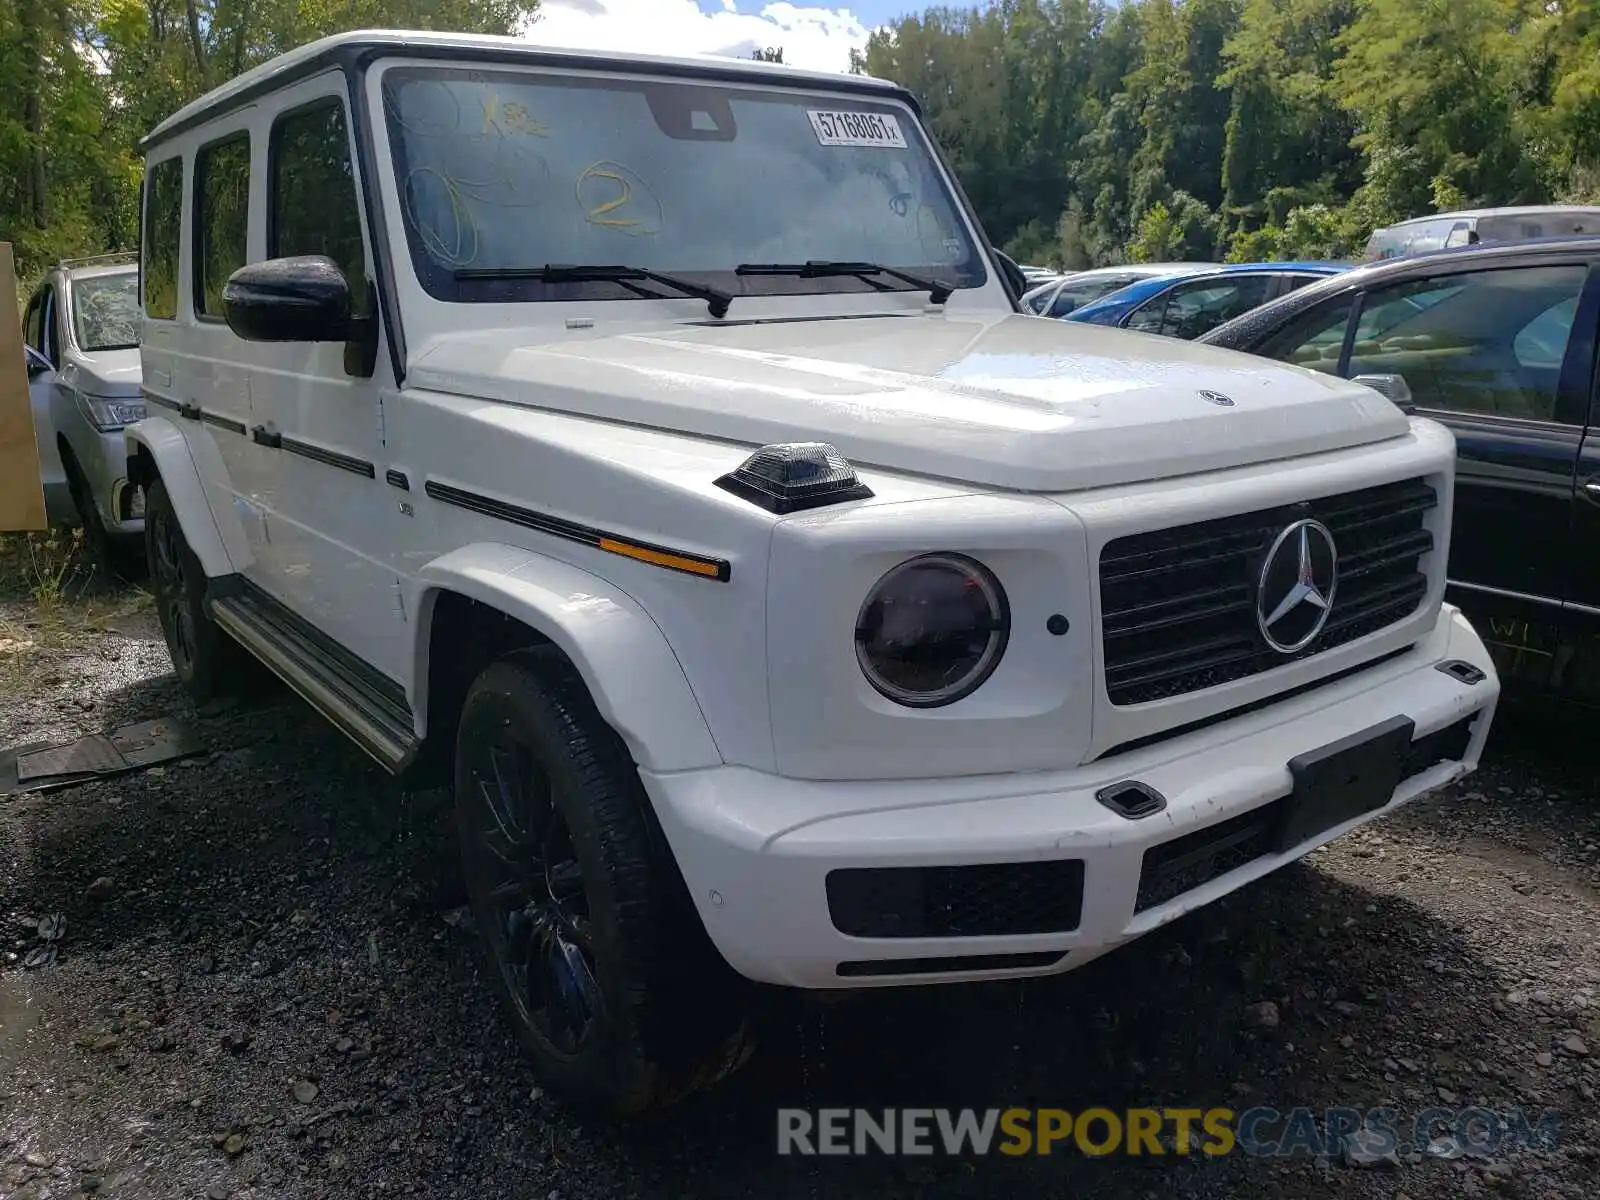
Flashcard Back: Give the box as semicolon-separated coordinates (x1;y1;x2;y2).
145;28;904;149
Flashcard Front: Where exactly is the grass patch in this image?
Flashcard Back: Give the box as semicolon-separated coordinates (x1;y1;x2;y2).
0;528;96;607
0;530;154;699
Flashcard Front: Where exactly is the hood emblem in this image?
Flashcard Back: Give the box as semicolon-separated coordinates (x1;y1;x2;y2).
1198;390;1235;407
1256;519;1338;654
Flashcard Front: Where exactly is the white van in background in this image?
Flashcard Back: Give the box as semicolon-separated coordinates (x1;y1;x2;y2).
1365;205;1600;260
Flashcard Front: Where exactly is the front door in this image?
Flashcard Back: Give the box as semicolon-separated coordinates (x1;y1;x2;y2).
238;76;407;680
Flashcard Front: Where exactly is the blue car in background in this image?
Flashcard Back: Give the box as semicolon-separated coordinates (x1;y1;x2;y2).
1063;261;1350;340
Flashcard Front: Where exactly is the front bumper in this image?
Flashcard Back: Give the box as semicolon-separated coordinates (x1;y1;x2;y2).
645;606;1497;989
70;424;143;535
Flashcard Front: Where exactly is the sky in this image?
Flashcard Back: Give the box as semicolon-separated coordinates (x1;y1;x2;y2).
526;0;914;74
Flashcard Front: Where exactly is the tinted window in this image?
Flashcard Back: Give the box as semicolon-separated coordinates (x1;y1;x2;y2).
1051;273;1139;316
71;273;141;352
194;134;250;318
1258;296;1356;375
1281;274;1325;293
1400;218;1457;255
1345;265;1588;421
1512;296;1580;371
1140;275;1277;339
1124;290;1169;333
23;291;45;354
39;289;57;361
143;157;184;319
271;100;371;316
1365;228;1407;261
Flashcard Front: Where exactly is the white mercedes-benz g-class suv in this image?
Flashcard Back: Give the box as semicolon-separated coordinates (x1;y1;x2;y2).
129;30;1499;1115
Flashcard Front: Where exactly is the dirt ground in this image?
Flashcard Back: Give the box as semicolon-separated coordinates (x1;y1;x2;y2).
2;590;1598;1200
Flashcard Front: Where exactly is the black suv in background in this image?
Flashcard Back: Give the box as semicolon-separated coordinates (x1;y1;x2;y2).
1203;237;1600;698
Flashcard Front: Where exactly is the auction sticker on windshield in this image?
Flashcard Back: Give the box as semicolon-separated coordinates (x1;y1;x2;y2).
808;110;908;149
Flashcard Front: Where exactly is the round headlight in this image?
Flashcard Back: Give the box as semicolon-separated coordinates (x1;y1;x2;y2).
854;553;1009;708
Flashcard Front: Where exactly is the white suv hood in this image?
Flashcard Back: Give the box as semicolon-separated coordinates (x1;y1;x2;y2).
409;312;1409;492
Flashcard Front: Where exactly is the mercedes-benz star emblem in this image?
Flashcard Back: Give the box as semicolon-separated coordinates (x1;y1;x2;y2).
1198;390;1235;407
1256;518;1338;654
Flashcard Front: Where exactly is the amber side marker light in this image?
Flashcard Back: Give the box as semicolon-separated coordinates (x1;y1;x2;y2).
598;537;726;579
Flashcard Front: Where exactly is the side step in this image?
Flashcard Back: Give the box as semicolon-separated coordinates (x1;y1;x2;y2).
209;587;419;773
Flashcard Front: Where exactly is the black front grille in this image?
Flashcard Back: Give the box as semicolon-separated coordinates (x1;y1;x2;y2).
1100;478;1436;706
826;860;1085;939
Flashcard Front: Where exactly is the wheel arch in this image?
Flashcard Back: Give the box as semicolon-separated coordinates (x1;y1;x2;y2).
413;544;723;775
125;418;233;577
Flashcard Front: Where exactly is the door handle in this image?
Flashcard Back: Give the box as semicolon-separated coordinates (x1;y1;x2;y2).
1583;477;1600;504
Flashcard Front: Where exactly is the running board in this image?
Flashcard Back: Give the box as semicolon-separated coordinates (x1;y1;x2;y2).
209;587;419;773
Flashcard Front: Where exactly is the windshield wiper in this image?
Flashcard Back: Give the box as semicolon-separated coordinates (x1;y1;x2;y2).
735;260;953;305
452;264;732;319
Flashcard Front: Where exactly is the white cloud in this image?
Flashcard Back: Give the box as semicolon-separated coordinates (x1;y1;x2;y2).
526;0;872;74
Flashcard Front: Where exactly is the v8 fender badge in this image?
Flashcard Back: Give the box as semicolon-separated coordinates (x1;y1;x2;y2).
1198;390;1235;407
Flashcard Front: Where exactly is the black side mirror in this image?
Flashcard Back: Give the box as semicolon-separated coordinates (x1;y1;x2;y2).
991;249;1028;303
24;346;52;380
223;256;351;343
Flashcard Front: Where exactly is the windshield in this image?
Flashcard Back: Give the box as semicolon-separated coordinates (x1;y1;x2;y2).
380;66;985;304
72;272;140;351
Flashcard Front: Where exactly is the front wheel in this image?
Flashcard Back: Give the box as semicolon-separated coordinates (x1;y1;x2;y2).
64;451;144;581
454;650;754;1116
145;478;245;702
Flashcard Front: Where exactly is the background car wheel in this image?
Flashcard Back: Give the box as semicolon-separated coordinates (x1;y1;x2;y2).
454;649;755;1117
63;451;145;582
144;478;246;703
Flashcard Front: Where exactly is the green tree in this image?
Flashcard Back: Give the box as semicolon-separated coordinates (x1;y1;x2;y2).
0;0;541;282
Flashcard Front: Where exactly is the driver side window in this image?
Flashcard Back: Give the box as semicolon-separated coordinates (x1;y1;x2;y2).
23;291;45;357
29;287;57;364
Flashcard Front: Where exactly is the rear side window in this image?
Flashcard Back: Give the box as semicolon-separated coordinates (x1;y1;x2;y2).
143;156;184;319
1257;296;1356;375
270;100;371;316
194;134;251;319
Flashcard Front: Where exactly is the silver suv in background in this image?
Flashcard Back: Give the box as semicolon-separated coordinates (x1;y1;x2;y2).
22;255;146;572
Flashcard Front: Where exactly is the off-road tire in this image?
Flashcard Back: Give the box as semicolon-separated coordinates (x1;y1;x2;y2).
454;649;755;1117
145;478;247;703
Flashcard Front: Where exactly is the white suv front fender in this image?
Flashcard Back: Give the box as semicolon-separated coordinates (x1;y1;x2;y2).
124;417;239;577
413;544;723;773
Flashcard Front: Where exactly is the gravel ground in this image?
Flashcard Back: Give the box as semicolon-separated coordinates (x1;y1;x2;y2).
2;593;1599;1200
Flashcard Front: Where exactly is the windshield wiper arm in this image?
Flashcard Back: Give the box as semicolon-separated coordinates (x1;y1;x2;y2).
735;260;953;305
452;264;732;319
